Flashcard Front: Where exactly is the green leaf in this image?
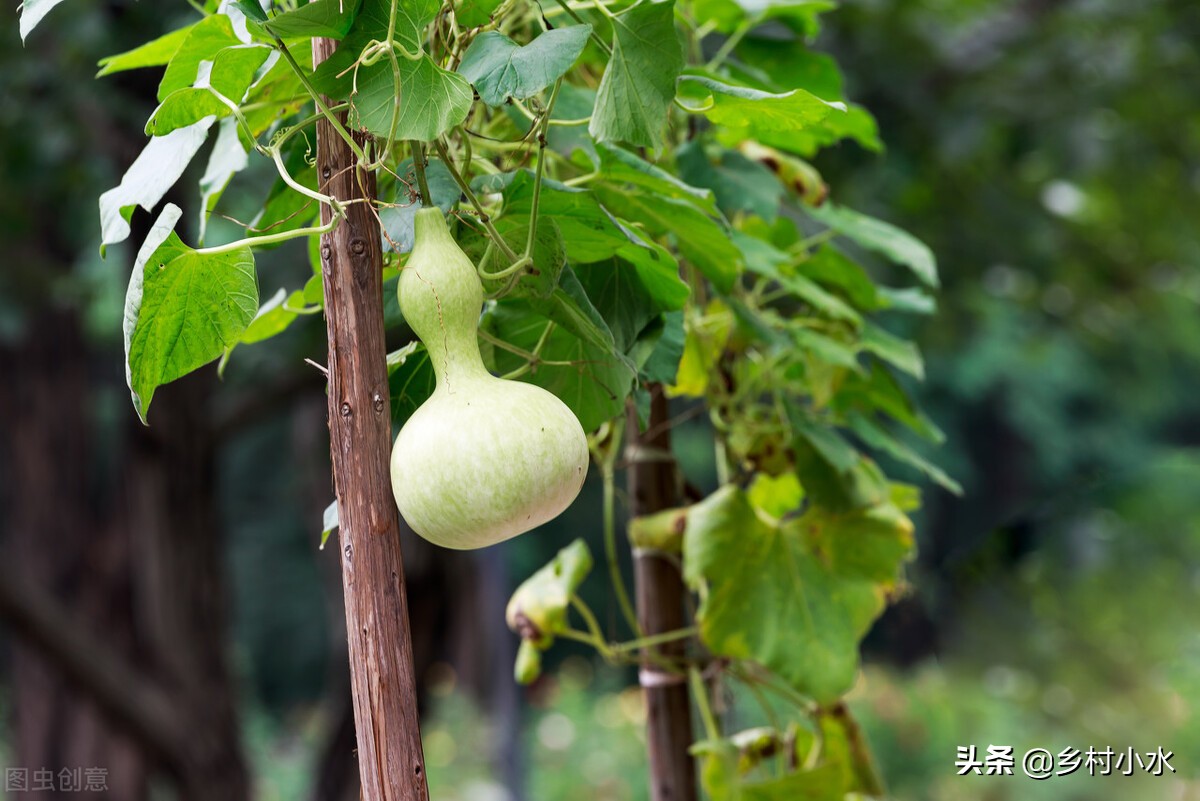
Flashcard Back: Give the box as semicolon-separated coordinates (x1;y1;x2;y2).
676;141;782;221
124;205;259;422
525;267;622;359
545;83;597;159
499;173;683;295
838;363;944;444
100;120;216;251
734;232;860;324
18;0;68;41
859;320;923;379
264;0;363;40
482;304;636;431
790;409;890;512
574;259;666;352
505;540;594;647
98;25;193;77
806;203;939;287
597;187;739;293
595;143;717;212
878;286;936;315
684;486;885;702
158;14;243;102
639;310;684;384
352;54;473;140
794;500;915;586
847;414;962;495
475;216;567;300
458;26;591;106
455;0;505;27
589;0;684;149
799;246;880;311
388;342;436;426
234;1;269;23
146;44;274;136
678;73;844;136
793;328;859;371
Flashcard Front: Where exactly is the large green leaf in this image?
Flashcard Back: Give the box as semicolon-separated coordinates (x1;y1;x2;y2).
99;119;215;251
589;0;684;149
97;25;193;77
146;44;273;136
158;14;243;102
263;0;363;40
124;205;258;422
525;267;623;362
683;485;886;703
350;54;473;140
573;259;666;352
794;499;915;586
806;203;939;287
678;73;844;136
458;26;591;106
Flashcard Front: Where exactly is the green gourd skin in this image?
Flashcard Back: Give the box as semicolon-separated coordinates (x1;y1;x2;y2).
390;208;589;550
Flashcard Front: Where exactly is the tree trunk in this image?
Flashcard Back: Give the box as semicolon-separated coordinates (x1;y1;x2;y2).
0;318;249;801
312;36;430;801
626;386;697;801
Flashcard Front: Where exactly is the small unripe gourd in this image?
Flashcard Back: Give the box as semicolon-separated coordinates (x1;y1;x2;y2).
390;208;589;549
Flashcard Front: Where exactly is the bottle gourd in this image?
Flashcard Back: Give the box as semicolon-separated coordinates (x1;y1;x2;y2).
390;208;589;549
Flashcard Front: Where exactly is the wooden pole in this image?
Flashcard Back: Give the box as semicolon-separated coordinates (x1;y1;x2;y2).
313;37;430;801
627;385;698;801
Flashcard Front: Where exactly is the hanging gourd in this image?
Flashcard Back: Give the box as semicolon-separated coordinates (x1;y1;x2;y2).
389;208;589;550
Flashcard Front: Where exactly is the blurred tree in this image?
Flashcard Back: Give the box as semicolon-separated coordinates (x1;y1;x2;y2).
814;0;1200;644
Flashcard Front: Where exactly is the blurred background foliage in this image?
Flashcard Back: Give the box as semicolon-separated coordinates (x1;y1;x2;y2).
1;0;1198;799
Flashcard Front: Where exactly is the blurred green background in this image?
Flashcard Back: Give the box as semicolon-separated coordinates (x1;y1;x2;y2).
1;1;1198;799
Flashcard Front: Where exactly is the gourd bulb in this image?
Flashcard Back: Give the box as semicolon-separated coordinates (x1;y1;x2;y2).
389;208;589;549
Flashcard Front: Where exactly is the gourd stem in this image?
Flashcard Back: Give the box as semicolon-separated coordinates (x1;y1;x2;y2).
690;667;721;740
410;141;433;207
524;78;563;260
602;417;643;638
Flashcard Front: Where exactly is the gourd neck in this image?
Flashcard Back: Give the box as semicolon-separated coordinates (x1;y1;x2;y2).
428;331;491;387
403;208;493;388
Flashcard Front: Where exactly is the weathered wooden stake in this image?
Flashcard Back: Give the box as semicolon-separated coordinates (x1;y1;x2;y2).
627;385;698;801
313;36;430;801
